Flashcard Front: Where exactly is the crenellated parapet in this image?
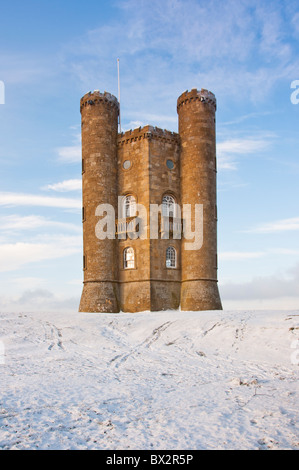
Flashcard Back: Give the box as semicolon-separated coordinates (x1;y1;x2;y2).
80;90;119;114
177;88;216;112
118;125;180;146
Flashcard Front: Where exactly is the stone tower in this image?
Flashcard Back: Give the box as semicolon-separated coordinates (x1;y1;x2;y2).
79;88;222;313
79;91;119;313
178;89;222;310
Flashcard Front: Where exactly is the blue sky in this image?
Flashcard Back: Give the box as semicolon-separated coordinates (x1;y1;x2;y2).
0;0;298;311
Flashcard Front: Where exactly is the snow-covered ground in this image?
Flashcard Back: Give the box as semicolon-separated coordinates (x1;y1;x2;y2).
0;309;298;450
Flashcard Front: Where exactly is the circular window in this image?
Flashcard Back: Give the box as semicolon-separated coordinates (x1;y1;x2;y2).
166;159;174;170
123;160;131;170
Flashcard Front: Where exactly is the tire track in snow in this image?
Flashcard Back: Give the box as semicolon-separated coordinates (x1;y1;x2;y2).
109;322;173;368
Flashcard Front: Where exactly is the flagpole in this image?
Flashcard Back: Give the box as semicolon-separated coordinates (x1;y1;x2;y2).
117;58;121;133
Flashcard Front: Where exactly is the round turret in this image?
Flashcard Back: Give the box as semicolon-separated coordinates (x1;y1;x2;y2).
79;91;120;313
178;88;222;311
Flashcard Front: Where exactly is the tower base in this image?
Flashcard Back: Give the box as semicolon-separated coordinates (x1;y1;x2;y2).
79;282;120;313
150;281;180;311
119;281;151;313
180;280;222;311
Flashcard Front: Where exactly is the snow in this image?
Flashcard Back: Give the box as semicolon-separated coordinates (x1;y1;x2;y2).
0;309;298;450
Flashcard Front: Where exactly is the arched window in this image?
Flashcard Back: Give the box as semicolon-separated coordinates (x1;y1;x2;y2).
162;194;176;217
124;247;135;269
123;195;136;218
166;246;176;268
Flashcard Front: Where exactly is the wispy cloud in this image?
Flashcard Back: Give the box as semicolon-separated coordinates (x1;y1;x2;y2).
0;192;81;210
244;217;299;233
0;215;81;233
217;137;271;155
219;248;299;261
220;111;273;127
217;136;272;170
292;12;299;37
57;145;81;163
123;113;177;131
62;0;299;111
0;236;81;272
56;133;81;164
9;277;47;290
219;251;265;261
0;53;52;85
43;179;82;192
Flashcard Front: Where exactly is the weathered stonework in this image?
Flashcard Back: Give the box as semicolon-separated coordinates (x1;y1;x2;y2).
79;88;222;313
178;89;222;311
79;91;119;313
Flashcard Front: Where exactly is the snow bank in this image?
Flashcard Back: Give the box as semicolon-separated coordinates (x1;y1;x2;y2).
0;309;298;449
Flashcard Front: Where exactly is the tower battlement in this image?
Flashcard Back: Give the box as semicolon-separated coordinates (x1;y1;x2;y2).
80;90;119;113
118;125;180;146
177;88;216;111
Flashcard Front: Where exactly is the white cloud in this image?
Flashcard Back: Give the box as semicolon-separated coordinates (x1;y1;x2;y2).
115;0;255;62
256;5;292;62
219;251;265;261
123;114;177;131
57;145;81;163
0;53;52;85
245;217;299;233
220;111;273;127
217;136;273;170
270;248;299;256
0;215;81;233
220;248;299;261
0;236;81;272
217;156;238;171
0;192;81;210
43;179;82;192
222;296;299;310
123;121;145;132
217;138;270;155
56;133;81;164
220;262;299;301
0;288;79;312
10;277;47;291
292;12;299;37
67;279;82;286
62;0;299;110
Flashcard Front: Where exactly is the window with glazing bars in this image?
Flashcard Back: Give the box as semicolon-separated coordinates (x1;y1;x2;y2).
166;246;176;268
124;247;135;269
162;195;176;217
124;195;136;218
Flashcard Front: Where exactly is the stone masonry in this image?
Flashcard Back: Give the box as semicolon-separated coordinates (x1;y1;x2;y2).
79;88;222;312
